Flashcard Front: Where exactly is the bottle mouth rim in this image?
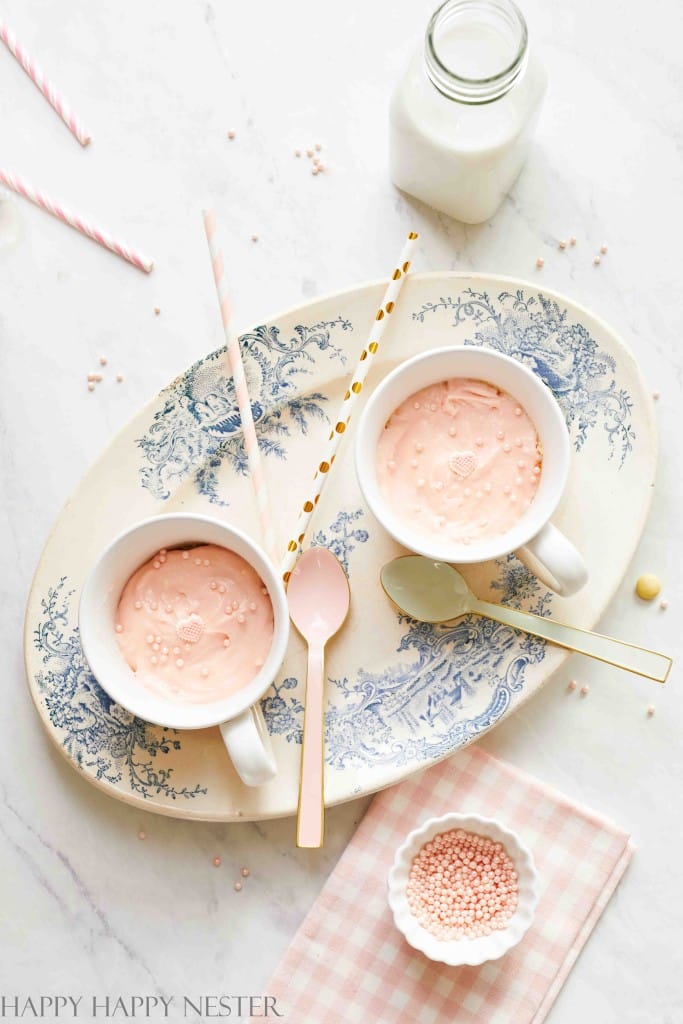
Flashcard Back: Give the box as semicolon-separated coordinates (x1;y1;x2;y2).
425;0;529;104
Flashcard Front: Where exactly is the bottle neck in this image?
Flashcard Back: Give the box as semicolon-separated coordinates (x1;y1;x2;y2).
424;0;528;105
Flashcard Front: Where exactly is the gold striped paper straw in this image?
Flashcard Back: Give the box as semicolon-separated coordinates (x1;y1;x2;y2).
281;231;419;583
203;209;278;564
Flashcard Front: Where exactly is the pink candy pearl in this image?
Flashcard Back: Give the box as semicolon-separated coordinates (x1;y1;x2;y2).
405;828;519;940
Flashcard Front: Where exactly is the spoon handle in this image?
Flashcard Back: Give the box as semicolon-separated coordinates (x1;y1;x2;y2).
473;599;672;683
297;643;326;848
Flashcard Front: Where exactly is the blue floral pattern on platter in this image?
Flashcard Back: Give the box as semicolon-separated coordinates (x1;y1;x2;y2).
34;580;206;801
413;289;635;464
137;319;351;504
261;529;554;767
32;286;637;791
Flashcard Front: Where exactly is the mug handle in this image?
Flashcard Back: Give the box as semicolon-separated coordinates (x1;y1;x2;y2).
517;522;588;597
219;703;277;787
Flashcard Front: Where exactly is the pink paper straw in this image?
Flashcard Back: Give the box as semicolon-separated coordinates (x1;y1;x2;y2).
0;18;91;147
203;209;278;564
0;167;153;272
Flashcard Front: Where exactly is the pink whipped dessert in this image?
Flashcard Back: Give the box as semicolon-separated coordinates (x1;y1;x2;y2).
115;544;274;704
376;377;542;546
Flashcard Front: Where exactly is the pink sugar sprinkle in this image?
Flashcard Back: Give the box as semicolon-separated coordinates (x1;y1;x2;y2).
213;856;221;868
405;829;518;940
99;355;107;366
87;382;95;392
567;680;577;691
138;830;147;840
580;685;589;696
241;867;250;878
234;881;243;892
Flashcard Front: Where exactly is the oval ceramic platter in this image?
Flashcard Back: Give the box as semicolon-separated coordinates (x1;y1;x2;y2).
25;272;656;821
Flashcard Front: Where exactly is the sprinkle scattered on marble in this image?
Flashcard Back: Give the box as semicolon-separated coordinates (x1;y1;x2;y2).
213;857;221;868
87;382;95;392
660;598;669;610
636;574;661;601
234;881;243;892
251;234;259;242
227;130;236;140
116;373;124;382
536;257;544;268
558;240;567;249
593;256;601;266
653;390;660;400
580;685;589;697
406;829;518;940
647;705;655;717
600;244;609;254
138;830;147;840
567;680;577;691
570;236;577;246
99;355;107;366
241;867;250;878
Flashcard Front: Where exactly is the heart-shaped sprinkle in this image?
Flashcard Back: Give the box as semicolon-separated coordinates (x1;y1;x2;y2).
448;452;477;478
176;614;205;644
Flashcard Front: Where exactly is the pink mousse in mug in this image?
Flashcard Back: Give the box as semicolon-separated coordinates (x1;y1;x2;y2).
114;543;274;705
356;347;588;597
375;376;543;549
79;514;290;787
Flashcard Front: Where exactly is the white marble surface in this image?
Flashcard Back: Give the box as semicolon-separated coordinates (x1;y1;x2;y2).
1;0;681;1019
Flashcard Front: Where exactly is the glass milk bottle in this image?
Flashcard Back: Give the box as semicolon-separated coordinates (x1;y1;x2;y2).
389;0;547;224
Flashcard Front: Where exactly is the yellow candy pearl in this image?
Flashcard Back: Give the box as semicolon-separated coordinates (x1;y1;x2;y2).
635;574;661;601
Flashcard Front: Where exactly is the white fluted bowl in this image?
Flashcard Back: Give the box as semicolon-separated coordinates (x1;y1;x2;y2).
387;812;539;966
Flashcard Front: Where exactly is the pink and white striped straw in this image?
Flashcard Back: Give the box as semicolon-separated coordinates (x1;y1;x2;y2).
0;167;153;272
203;209;278;564
0;18;91;147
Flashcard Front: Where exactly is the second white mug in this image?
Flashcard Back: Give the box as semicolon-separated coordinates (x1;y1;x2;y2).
355;346;588;597
79;513;290;787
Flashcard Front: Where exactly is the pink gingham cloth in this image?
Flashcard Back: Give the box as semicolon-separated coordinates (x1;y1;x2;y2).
257;746;633;1024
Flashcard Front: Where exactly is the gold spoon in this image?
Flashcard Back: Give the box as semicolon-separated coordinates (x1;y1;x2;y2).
381;556;671;683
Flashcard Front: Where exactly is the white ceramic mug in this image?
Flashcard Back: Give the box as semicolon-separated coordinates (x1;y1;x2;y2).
355;346;588;597
79;513;290;786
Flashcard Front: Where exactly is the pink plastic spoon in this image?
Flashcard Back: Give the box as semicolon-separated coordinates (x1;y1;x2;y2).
287;547;350;848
